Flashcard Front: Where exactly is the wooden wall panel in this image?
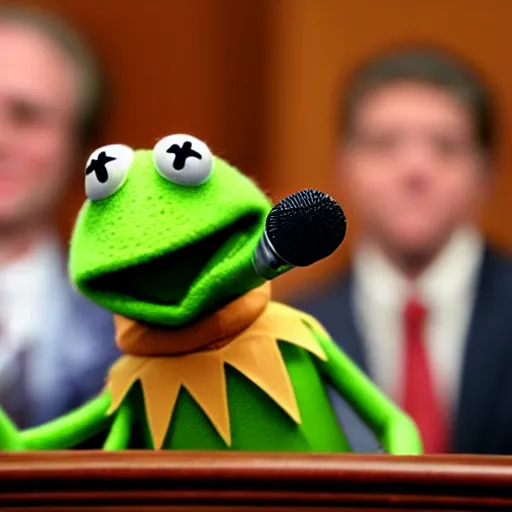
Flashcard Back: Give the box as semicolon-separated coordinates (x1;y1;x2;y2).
263;0;512;298
26;0;271;236
19;0;512;299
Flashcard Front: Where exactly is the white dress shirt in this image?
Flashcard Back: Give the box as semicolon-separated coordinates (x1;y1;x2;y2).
0;237;64;390
352;227;484;421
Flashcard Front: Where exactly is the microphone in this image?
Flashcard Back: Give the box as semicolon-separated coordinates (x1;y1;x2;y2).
252;189;347;280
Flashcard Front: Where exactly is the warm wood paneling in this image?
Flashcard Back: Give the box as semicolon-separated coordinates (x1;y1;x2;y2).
264;0;512;298
27;0;271;236
21;0;512;298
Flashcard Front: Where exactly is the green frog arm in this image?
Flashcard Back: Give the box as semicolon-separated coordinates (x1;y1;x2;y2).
19;390;113;450
0;407;24;450
312;326;423;455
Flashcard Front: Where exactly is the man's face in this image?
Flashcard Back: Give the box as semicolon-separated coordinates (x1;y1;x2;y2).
0;23;79;231
341;81;488;255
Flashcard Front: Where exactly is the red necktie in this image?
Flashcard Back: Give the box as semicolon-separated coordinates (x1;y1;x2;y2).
402;297;447;453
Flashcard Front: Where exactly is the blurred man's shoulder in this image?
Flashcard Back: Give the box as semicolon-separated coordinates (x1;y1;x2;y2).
485;243;512;286
57;270;115;347
288;269;351;314
68;285;115;335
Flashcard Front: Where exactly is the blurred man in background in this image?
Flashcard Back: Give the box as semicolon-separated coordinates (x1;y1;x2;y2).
0;6;117;427
294;47;512;454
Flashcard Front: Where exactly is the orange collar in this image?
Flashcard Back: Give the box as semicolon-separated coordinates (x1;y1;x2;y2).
107;283;328;449
114;283;271;356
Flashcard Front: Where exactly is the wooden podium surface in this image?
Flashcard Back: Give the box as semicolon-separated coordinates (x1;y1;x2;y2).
1;452;512;510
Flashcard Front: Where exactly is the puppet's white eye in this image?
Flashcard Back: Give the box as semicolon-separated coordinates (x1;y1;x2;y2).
153;134;213;186
85;144;134;201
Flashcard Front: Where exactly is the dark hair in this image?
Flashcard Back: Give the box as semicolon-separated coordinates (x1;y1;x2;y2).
340;46;496;155
0;4;108;147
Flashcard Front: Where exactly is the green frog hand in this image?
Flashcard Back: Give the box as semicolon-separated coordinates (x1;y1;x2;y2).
0;406;23;450
379;414;423;455
0;391;113;451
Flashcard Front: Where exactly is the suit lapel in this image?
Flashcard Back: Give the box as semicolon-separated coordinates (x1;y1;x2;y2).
318;274;382;452
331;273;370;374
453;247;511;453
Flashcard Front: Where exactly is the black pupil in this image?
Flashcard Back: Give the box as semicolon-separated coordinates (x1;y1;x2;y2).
85;151;116;184
166;140;202;170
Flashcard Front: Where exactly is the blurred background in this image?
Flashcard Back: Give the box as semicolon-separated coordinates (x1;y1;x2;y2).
37;0;512;299
1;0;512;454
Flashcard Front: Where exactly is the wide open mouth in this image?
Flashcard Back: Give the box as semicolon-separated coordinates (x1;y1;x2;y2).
86;213;262;307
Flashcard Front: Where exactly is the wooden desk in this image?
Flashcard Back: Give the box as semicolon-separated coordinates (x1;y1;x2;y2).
1;451;512;510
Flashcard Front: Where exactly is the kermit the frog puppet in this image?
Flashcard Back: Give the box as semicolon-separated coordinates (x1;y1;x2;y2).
0;134;422;454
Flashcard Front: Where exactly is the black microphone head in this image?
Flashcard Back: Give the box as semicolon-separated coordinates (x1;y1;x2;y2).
265;189;347;267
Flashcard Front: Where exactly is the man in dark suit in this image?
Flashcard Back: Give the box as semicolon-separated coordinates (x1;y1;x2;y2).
293;47;512;454
0;6;119;428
